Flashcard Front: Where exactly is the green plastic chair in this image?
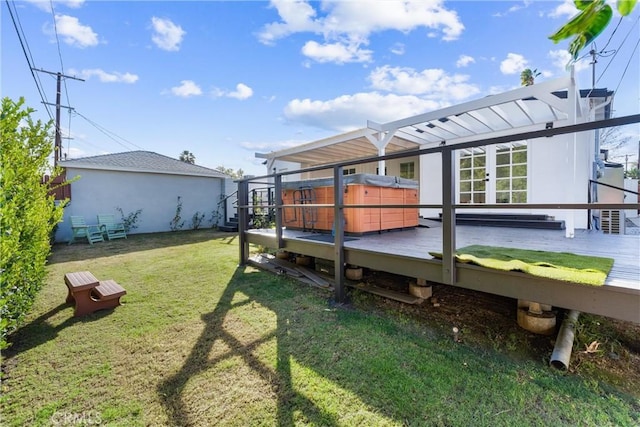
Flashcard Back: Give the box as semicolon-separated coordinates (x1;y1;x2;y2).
69;216;104;245
97;214;127;240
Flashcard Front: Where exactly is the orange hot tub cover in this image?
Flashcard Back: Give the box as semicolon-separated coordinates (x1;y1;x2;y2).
281;174;419;234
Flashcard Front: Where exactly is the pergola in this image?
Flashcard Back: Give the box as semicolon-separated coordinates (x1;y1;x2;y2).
255;75;611;175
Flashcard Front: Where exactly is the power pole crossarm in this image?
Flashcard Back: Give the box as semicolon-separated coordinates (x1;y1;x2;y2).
32;68;84;166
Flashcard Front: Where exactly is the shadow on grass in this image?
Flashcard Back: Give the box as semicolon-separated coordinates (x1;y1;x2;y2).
4;303;114;357
49;230;237;264
156;264;640;426
157;267;340;426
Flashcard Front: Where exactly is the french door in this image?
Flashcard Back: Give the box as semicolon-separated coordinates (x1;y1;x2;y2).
458;142;528;206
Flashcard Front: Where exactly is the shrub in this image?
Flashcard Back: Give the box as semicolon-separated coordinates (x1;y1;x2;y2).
191;211;205;230
169;196;185;231
0;97;67;349
116;207;143;233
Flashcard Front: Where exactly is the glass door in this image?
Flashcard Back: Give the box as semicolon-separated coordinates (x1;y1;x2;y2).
458;142;528;206
459;147;488;204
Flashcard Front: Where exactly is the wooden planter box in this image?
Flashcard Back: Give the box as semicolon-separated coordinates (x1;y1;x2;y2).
282;174;419;234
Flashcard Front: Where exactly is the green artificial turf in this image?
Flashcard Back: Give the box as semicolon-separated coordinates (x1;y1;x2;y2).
430;245;614;286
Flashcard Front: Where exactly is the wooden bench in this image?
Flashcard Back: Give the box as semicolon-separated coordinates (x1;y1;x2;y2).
64;271;127;317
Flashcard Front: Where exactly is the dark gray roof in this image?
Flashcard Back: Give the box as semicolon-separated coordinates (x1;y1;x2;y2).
60;151;229;178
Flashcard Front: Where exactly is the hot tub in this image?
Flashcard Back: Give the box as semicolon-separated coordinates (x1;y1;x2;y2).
281;174;419;234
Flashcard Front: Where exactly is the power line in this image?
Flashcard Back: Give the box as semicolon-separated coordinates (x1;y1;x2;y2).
73;111;147;151
614;36;640;96
4;0;53;120
596;15;640;86
49;0;72;114
598;17;623;53
34;69;84;166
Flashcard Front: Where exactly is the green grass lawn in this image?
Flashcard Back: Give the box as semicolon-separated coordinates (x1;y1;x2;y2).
1;230;638;426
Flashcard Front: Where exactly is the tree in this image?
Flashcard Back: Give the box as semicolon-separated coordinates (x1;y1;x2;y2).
216;166;244;179
549;0;637;61
520;68;541;86
179;150;195;164
0;97;67;349
599;126;632;153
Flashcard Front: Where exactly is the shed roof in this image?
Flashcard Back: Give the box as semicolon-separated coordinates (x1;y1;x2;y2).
256;76;613;167
60;151;229;178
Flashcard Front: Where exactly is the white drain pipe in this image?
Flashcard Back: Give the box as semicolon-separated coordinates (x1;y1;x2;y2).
550;310;580;370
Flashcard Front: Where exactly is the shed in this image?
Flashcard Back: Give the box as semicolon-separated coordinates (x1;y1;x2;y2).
56;151;232;242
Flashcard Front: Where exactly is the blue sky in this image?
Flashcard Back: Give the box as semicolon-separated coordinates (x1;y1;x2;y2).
3;0;639;175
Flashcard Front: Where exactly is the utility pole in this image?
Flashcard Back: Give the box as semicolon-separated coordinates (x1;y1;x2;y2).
589;47;597;89
33;68;84;166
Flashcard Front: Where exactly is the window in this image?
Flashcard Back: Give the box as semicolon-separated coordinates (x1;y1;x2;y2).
459;148;486;203
495;142;527;203
342;168;356;175
375;167;388;175
400;162;415;179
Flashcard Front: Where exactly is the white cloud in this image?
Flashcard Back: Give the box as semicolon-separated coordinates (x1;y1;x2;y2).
228;83;254;100
45;14;98;48
63;0;84;8
301;40;373;64
211;83;254;100
27;0;85;12
456;54;475;68
368;65;480;101
390;43;405;55
151;17;185;51
258;0;464;64
170;80;202;97
258;0;321;45
548;0;578;19
548;49;591;73
500;53;528;74
284;92;440;132
69;68;138;83
492;0;532;17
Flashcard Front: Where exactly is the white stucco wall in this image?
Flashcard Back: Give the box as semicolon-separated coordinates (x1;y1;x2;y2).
419;152;443;220
57;168;226;242
418;130;594;229
624;179;639;219
528;131;592;229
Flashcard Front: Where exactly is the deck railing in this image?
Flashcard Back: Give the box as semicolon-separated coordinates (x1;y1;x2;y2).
237;114;640;303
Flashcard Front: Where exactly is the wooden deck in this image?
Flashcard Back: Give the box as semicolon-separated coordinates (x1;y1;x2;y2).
245;226;640;323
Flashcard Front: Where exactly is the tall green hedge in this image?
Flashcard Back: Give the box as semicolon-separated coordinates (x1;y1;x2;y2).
1;97;66;349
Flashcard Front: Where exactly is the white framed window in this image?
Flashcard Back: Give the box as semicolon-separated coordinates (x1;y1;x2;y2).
400;162;415;179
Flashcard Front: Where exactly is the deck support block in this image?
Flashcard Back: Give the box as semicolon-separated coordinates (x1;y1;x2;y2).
517;299;556;335
409;283;433;299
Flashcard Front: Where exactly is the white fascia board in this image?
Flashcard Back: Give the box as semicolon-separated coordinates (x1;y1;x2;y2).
376;76;574;132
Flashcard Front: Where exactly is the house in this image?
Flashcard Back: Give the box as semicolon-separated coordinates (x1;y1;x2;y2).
256;75;620;237
56;151;233;242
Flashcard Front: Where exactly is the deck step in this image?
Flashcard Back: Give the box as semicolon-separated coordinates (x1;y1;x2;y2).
428;213;565;230
218;223;238;232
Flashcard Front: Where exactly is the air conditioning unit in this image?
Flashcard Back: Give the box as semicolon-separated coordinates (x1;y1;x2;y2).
601;209;625;234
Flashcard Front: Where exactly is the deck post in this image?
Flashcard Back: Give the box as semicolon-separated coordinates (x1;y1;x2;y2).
441;148;456;285
238;179;250;265
274;174;284;249
333;165;346;302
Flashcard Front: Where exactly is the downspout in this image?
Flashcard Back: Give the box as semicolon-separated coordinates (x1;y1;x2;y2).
550;310;580;370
